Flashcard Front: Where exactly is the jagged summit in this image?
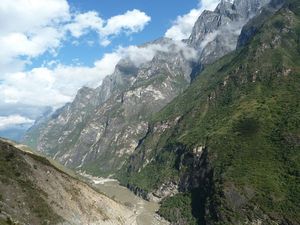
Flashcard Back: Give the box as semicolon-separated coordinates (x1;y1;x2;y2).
188;0;271;64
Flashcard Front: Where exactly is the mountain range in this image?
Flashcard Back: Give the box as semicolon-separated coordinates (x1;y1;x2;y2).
25;0;272;176
21;0;300;224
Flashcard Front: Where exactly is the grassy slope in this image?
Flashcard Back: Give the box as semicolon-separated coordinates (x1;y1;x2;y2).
0;140;63;225
119;1;300;224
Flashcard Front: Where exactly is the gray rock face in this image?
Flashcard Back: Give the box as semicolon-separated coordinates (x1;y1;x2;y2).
188;0;270;64
23;0;271;176
148;181;179;203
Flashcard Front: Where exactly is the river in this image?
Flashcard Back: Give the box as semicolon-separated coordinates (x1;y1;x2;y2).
85;175;170;225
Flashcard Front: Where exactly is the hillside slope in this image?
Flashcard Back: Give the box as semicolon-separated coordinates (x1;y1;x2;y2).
119;0;300;224
0;139;136;225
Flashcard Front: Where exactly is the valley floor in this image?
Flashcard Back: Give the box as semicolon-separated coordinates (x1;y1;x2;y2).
82;173;169;225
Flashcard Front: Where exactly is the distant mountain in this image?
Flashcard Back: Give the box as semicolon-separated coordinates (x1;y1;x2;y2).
0;138;136;225
23;0;271;177
0;125;31;142
118;0;300;224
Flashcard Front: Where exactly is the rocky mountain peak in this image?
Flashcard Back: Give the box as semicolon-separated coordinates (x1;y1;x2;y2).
215;0;236;17
75;86;95;100
115;58;139;77
187;0;271;65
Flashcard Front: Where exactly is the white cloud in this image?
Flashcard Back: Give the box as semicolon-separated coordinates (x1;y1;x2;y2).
0;115;34;130
116;40;198;67
0;50;124;108
100;39;111;47
165;9;203;41
117;45;160;67
0;0;70;75
0;0;70;35
0;68;71;107
66;11;104;38
165;0;220;40
101;9;151;36
0;27;63;59
0;60;115;108
94;52;122;76
66;9;151;46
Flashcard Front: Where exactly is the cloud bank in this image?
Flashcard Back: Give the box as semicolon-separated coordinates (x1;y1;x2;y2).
0;0;151;76
0;53;121;108
0;38;198;109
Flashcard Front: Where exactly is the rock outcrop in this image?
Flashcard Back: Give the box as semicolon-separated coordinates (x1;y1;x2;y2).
188;0;270;65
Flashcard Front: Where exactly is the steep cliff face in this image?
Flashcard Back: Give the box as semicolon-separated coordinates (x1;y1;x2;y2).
0;139;136;225
119;0;300;224
58;43;194;174
24;0;271;176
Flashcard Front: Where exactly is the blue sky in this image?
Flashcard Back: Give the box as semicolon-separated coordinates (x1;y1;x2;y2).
30;0;200;69
70;0;199;39
0;0;220;130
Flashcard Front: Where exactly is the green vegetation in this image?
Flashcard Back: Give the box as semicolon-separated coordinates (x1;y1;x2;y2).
119;147;180;191
120;1;300;224
0;217;16;225
159;192;198;225
159;187;210;225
